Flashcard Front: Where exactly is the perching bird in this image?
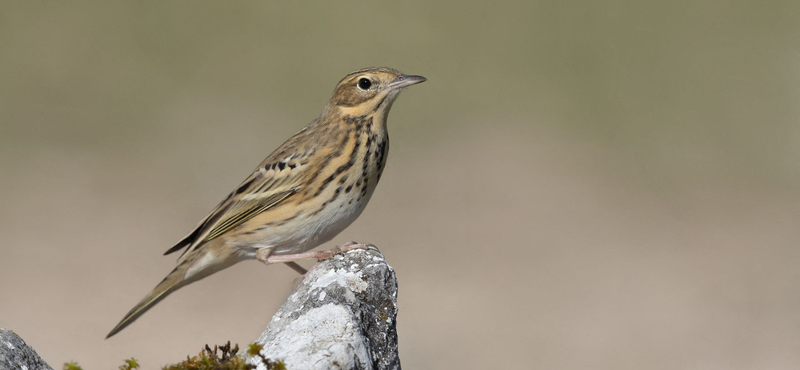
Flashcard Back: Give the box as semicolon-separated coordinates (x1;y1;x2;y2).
107;67;426;338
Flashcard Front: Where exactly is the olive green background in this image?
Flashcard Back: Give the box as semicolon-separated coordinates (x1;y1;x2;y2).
1;1;799;369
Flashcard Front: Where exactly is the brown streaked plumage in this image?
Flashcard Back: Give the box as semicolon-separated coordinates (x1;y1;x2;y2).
106;67;425;338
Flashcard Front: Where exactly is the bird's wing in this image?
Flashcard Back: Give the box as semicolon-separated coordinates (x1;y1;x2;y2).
164;152;309;260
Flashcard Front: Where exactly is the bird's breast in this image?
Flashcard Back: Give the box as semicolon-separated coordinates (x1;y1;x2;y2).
246;118;390;256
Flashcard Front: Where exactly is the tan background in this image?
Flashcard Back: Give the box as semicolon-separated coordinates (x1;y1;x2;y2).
1;1;799;369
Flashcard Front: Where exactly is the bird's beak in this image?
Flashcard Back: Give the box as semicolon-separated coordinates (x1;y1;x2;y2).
389;74;427;89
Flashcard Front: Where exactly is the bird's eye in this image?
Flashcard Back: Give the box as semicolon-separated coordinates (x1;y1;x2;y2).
357;78;372;90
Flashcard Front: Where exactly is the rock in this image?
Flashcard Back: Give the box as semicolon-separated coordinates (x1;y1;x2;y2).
0;328;53;370
247;246;401;370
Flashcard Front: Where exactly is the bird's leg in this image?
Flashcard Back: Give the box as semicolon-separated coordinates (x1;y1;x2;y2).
284;261;308;275
255;249;308;275
259;242;376;266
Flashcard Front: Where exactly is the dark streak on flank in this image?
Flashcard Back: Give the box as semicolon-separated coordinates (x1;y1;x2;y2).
329;127;352;159
312;114;368;198
257;222;276;231
314;149;357;197
300;129;347;200
329;186;342;204
275;209;303;226
309;185;343;217
314;173;337;197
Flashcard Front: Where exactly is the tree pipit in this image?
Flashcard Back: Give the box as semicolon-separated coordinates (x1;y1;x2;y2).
107;67;425;338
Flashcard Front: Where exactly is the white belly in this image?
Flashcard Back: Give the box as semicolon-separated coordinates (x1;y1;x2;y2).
251;184;377;257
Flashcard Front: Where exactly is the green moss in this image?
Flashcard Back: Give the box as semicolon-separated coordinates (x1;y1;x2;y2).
162;341;284;370
63;358;138;370
119;358;140;370
63;362;83;370
62;342;282;370
246;343;264;357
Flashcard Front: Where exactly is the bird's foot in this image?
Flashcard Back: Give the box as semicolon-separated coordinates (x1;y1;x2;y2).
260;242;377;269
314;241;376;262
340;241;378;250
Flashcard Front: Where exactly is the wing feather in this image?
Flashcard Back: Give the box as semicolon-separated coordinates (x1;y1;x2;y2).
164;154;308;260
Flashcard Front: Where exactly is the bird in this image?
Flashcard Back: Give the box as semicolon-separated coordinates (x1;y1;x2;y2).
106;67;426;338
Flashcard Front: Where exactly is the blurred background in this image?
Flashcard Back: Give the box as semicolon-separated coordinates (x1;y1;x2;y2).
1;1;799;369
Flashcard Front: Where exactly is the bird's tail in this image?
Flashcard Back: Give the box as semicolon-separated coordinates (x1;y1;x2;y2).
106;264;190;339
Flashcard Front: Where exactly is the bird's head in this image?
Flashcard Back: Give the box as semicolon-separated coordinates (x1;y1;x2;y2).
327;67;426;118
